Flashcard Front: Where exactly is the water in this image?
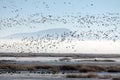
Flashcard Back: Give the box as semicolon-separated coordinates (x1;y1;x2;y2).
0;72;116;80
0;57;62;62
1;57;120;62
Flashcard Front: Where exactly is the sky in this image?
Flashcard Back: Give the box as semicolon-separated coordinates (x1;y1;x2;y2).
0;40;120;53
0;0;120;53
0;0;120;37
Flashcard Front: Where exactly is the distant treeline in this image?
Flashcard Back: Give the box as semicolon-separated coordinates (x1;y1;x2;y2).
0;53;120;58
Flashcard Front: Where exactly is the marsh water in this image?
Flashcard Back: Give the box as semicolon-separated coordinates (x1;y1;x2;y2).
1;57;120;61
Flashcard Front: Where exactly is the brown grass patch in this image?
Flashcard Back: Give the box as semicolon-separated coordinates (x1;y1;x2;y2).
66;73;98;78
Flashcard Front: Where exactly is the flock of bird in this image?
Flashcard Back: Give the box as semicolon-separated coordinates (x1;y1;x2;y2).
0;0;120;53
